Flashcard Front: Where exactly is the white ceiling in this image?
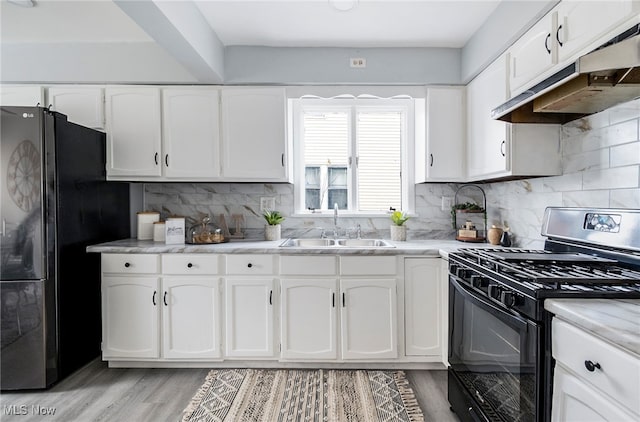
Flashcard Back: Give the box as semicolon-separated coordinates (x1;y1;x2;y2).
2;0;502;48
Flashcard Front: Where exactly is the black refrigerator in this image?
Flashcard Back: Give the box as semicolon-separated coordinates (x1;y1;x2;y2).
0;106;130;390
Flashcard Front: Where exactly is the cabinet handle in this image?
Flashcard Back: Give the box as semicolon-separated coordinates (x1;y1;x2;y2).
281;153;285;167
556;24;563;47
247;263;253;268
124;262;131;268
165;154;169;167
154;152;159;165
163;291;168;306
544;33;551;54
332;292;335;308
584;360;601;372
500;140;506;157
342;292;346;307
152;290;157;306
429;153;434;167
269;290;273;305
187;263;193;268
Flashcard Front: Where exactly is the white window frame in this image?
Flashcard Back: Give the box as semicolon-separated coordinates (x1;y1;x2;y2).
291;97;416;216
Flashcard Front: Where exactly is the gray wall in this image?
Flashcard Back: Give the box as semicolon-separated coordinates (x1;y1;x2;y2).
143;99;640;246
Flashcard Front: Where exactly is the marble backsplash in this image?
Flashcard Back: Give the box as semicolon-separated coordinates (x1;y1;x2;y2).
143;99;639;247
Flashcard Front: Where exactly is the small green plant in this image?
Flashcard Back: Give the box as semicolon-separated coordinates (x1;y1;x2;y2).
263;210;285;225
390;211;410;226
451;202;485;229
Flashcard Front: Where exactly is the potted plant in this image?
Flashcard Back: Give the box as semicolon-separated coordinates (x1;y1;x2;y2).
263;210;285;241
390;210;409;241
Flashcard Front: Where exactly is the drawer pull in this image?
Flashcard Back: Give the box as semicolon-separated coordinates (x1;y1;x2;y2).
584;360;601;372
247;263;253;268
124;262;131;268
187;263;193;268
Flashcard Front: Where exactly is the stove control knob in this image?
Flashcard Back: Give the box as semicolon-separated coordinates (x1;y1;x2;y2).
456;267;472;280
501;291;517;308
487;284;502;299
470;275;488;289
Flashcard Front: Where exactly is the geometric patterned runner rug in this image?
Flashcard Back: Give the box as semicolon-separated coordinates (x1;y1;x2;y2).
181;369;425;422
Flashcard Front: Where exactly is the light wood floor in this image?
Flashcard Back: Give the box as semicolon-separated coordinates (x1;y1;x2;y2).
0;360;459;422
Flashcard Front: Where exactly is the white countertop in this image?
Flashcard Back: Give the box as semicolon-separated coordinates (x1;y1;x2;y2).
545;299;640;356
87;238;494;258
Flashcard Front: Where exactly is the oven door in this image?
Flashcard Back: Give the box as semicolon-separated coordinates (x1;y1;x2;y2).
448;276;541;422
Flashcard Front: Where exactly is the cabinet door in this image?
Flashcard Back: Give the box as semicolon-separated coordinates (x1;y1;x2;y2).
162;277;221;359
221;88;289;181
280;279;337;360
101;276;160;359
552;366;637;422
419;86;466;182
467;55;510;179
0;85;44;106
509;13;557;96
404;258;443;357
224;278;274;358
557;0;635;62
48;87;104;129
340;278;397;359
162;88;221;179
105;87;162;178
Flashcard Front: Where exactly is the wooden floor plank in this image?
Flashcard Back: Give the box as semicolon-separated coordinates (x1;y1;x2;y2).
0;360;456;421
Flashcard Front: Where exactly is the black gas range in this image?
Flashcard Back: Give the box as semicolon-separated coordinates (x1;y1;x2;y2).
447;207;640;422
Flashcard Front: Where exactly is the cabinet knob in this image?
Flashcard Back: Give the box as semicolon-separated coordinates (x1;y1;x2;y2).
584;360;601;372
247;263;253;268
187;263;193;268
124;262;131;268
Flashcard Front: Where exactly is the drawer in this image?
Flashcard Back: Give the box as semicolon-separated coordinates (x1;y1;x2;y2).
225;255;274;275
340;256;397;275
552;318;640;415
101;254;159;274
162;254;219;275
280;256;337;276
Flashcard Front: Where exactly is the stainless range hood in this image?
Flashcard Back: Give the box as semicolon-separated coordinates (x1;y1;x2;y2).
492;25;640;124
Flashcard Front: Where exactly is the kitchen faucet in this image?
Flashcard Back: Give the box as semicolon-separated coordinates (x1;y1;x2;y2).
333;203;339;227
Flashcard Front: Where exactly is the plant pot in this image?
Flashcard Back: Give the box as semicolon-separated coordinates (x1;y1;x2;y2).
390;225;406;241
265;224;281;241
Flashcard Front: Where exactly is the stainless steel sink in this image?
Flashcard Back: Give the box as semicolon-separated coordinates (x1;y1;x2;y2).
279;238;394;248
336;239;394;247
279;238;337;247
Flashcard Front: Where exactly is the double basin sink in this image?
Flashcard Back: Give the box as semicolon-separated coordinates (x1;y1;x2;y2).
280;238;395;248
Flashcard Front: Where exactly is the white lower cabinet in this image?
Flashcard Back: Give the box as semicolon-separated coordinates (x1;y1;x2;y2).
404;258;444;357
162;277;221;359
224;278;275;358
340;278;397;359
101;253;447;366
280;279;338;360
551;317;640;420
102;276;160;359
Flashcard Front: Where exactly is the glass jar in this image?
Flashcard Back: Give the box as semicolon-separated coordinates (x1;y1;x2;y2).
188;216;225;244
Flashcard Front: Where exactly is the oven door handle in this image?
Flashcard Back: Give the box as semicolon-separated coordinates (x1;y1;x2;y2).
450;276;531;330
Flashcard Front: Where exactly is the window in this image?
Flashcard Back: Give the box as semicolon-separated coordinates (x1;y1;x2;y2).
292;97;414;214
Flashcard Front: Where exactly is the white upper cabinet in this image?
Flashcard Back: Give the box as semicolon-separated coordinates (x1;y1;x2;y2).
105;87;162;178
467;55;511;179
47;86;104;129
162;88;221;179
416;86;466;182
556;0;637;63
509;12;558;97
0;85;45;107
467;55;561;181
221;87;290;182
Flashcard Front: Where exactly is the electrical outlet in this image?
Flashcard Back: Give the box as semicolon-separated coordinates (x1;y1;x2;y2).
441;196;454;211
260;197;276;212
350;57;366;68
